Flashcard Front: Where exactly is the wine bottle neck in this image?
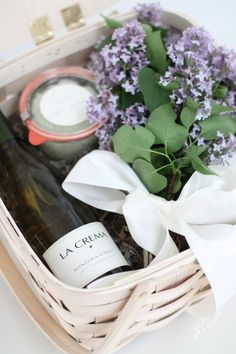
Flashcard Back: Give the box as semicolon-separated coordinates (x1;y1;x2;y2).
0;111;17;144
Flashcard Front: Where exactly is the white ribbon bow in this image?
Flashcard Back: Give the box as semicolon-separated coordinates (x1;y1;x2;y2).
63;150;236;310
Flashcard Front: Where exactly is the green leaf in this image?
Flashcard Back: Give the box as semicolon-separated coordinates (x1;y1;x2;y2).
145;30;167;73
146;103;188;153
177;158;191;168
213;85;228;99
120;90;144;110
101;15;123;29
185;146;217;175
112;125;155;163
151;148;172;176
141;23;153;36
211;102;235;115
199;114;236;140
186;96;200;110
180;107;196;130
133;159;167;193
193;145;208;156
138;67;170;112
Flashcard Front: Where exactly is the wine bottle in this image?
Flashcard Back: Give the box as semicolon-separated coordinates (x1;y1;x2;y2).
0;111;129;287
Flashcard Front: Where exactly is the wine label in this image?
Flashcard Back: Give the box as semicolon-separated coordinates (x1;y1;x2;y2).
43;222;129;288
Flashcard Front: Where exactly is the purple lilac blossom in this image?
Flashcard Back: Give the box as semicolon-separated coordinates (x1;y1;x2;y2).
121;103;148;126
87;90;122;149
99;20;148;94
135;2;163;27
164;27;182;47
207;132;236;165
160;27;215;120
87;20;148;94
211;46;236;106
87;91;148;149
212;46;236;82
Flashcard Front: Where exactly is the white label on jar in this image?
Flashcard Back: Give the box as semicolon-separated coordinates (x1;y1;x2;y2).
43;222;129;288
40;82;93;126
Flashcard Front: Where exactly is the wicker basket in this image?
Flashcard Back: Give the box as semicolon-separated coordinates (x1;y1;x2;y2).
0;10;211;354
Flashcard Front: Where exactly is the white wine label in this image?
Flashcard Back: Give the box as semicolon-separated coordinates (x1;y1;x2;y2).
43;222;129;288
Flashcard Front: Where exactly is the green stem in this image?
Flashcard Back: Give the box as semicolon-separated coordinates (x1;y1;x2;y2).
147;163;172;177
167;172;177;197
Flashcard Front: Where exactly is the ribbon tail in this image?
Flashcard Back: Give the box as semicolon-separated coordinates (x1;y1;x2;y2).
123;191;179;262
182;222;236;311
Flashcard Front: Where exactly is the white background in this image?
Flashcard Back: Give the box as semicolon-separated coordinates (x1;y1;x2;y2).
1;0;236;353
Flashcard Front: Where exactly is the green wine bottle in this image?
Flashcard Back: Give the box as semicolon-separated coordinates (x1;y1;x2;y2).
0;112;129;287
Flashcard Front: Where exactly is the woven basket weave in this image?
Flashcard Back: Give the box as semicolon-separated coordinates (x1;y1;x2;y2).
0;10;211;354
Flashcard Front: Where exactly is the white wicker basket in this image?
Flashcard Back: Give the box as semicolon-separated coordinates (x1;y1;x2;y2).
0;10;211;354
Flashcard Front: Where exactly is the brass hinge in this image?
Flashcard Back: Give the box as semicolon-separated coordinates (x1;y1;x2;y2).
29;16;54;46
61;3;85;31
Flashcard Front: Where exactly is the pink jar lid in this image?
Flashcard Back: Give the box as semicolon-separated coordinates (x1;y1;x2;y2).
19;66;101;145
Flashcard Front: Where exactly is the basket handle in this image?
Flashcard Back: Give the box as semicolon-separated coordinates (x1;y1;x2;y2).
95;280;156;354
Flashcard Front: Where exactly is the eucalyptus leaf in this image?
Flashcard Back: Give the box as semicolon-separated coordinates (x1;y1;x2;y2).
146;103;188;153
185;146;217;175
199;113;236;140
180;106;196;130
133;159;167;193
112;125;155;163
101;15;123;29
138;67;170;112
145;30;167;73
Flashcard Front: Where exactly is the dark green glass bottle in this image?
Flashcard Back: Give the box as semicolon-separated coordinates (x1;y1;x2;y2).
0;112;129;287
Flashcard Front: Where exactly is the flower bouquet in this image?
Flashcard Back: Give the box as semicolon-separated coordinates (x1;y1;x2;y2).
63;2;236;311
87;2;236;194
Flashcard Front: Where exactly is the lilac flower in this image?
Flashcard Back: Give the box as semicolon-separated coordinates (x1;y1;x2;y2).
161;27;215;119
86;51;107;89
197;137;205;146
165;27;182;47
121;103;148;126
135;2;163;27
212;46;236;82
189;124;201;139
87;90;122;149
207;132;236;166
86;17;150;149
97;20;148;94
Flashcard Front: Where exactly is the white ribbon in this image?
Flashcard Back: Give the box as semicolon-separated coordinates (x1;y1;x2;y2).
62;150;236;310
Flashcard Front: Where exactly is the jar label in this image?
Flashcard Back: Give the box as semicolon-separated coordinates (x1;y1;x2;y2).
43;222;129;287
40;81;93;126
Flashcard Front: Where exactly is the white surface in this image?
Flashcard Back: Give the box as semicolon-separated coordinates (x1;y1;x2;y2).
1;0;236;353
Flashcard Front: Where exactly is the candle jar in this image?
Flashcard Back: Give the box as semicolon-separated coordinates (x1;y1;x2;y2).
19;66;100;160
